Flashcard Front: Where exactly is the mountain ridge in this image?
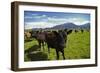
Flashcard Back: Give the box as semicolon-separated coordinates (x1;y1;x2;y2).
32;22;90;30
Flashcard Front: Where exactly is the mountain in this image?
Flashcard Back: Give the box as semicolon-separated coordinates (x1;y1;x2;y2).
52;23;78;29
31;22;90;30
52;22;90;30
79;23;90;29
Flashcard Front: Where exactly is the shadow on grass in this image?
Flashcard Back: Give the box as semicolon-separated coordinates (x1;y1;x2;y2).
25;45;40;53
25;39;33;43
81;55;90;59
27;52;48;61
25;45;48;61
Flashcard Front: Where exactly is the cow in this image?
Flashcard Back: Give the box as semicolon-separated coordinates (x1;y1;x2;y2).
31;30;46;51
45;31;66;60
75;30;78;33
24;31;32;41
81;29;84;33
31;29;72;60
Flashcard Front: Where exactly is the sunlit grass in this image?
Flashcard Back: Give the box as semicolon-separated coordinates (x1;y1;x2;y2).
24;30;90;61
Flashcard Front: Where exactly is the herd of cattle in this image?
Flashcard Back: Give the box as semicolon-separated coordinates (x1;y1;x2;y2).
24;29;88;60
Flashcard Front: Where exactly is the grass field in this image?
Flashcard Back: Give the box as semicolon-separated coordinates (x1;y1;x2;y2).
24;30;90;61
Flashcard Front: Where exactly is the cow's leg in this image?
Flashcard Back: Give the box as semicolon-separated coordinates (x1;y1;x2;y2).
38;41;41;51
48;45;50;54
56;49;59;60
61;49;65;60
42;41;45;51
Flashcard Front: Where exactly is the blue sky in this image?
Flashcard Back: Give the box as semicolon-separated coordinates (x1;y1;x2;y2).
24;11;90;29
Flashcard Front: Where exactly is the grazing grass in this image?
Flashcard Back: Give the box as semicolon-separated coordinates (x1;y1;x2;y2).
24;30;90;61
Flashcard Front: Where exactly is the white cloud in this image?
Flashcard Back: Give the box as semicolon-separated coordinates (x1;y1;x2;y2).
24;16;33;19
25;17;68;29
25;22;56;29
33;14;47;19
66;17;90;25
35;14;47;18
25;14;47;19
32;14;39;16
47;17;68;24
47;17;90;25
48;17;67;22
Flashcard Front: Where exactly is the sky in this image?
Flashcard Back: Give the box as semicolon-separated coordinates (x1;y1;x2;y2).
24;11;90;29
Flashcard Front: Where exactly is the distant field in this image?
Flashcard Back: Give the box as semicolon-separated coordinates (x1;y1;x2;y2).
24;30;90;61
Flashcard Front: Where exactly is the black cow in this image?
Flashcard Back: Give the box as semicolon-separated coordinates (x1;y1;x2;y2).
31;30;46;51
45;31;66;60
68;30;73;34
31;29;72;60
81;29;84;33
75;30;78;33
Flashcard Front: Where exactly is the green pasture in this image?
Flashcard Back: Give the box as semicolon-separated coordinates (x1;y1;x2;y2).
24;30;90;61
